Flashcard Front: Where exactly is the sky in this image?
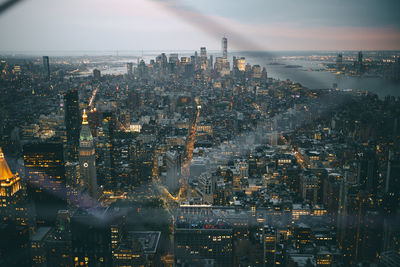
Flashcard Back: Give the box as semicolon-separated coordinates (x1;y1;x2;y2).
0;0;399;52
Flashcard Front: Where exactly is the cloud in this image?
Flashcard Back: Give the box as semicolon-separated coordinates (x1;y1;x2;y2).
153;0;400;51
0;0;398;51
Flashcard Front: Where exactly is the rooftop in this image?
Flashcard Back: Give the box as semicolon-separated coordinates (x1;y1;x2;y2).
176;217;232;230
31;227;52;242
129;231;161;254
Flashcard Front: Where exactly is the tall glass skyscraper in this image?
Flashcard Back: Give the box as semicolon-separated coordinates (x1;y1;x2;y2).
222;37;228;59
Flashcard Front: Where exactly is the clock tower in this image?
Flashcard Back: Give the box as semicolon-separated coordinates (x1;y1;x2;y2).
79;110;98;199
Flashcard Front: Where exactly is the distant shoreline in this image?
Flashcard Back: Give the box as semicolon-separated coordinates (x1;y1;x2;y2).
1;50;399;57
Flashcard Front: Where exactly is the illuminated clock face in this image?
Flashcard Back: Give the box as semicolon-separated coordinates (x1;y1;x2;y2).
83;162;89;168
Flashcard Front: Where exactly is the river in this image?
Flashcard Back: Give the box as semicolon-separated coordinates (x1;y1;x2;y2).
81;50;400;98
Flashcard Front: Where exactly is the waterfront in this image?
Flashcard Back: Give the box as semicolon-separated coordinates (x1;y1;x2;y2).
74;50;400;98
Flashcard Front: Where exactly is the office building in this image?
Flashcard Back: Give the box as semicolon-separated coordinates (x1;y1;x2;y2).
93;69;101;80
99;112;115;190
30;226;52;266
79;110;98;200
64;89;81;161
71;209;112;267
42;56;50;79
200;47;208;70
357;51;364;74
126;62;133;76
336;53;343;70
237;57;245;72
0;147;23;223
222;37;227;59
166;151;180;193
44;210;73;267
23;141;66;225
174;217;233;266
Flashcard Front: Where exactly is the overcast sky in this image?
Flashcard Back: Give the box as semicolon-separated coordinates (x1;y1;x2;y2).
0;0;399;52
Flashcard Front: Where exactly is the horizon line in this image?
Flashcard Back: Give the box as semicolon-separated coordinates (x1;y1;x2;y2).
1;49;399;56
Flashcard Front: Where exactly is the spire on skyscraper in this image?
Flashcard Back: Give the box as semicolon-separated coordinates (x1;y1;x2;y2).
80;110;93;142
82;109;88;125
0;147;22;224
0;147;13;180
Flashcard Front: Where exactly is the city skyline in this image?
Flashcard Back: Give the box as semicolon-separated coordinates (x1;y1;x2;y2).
1;1;400;265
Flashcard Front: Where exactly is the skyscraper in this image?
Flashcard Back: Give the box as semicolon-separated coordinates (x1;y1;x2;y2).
100;112;114;190
93;69;101;80
126;62;133;76
336;53;343;70
23;140;66;225
357;51;364;74
0;147;23;223
71;209;113;266
79;110;98;199
385;151;400;195
200;47;207;70
166;151;180;193
174;216;233;266
130;141;154;187
64;89;81;161
44;210;73;267
43;56;50;79
222;36;228;59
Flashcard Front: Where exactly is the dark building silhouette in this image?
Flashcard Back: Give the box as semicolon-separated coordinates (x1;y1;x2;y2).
42;56;50;79
0;222;30;266
336;53;343;70
71;209;112;267
100;112;115;190
357;150;379;193
222;37;227;59
130;141;154;188
23;141;67;225
93;69;101;80
386;151;400;196
44;210;73;267
174;218;233;266
357;51;364;74
64;89;81;161
126;62;133;76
